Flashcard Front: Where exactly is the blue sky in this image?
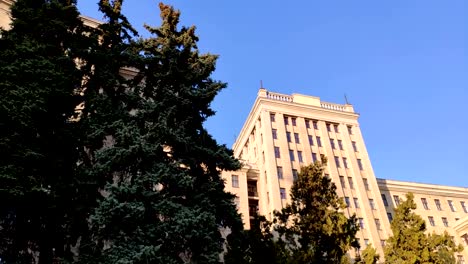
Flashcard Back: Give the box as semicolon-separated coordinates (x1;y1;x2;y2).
78;1;467;187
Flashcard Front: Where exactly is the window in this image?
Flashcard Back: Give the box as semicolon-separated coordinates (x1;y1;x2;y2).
289;150;295;161
381;240;386;247
234;197;240;209
298;151;303;163
387;213;393;222
345;197;351;207
294;133;300;143
393;195;400;206
292;169;298;181
317;136;322;147
352;141;358;152
382;194;389;206
308;135;314;145
334;124;339;133
270;113;276;122
357;159;364;170
363;178;370;190
284;116;289;125
334;156;341;168
277;166;283;179
461;201;468;213
312;153;317;162
305;119;310;129
272;129;277;139
421;198;429;210
313;120;318;129
347;126;353;135
457;255;465;264
291;118;297;126
375;218;381;230
442;217;449;227
448;200;456;212
231;175;239;188
364;239;369;246
340;176;346;188
359;218;365;229
286;132;292;142
330;139;336;149
354;198;360;208
280;188;286;199
274;147;281;158
343;157;349;168
338;139;343;150
435;199;442;211
369;199;376;210
348;177;354;189
327;123;332;132
428;216;435;226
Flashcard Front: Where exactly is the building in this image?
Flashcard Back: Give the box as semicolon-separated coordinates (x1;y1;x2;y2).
222;88;468;262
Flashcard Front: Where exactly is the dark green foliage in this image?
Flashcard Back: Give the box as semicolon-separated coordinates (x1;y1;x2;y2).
273;157;360;263
78;2;242;263
357;244;379;264
0;0;92;262
384;193;463;264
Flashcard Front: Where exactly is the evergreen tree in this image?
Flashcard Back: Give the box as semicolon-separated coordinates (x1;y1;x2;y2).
357;245;379;264
384;193;463;263
79;2;242;263
273;157;360;263
0;0;92;262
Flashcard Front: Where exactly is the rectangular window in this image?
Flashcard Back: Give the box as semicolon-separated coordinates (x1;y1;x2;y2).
421;198;429;210
292;169;298;181
348;177;354;189
387;212;393;222
340;176;346;188
352;141;358;152
359;218;365;229
294;133;300;143
317;136;322;147
364;239;369;246
284;116;289;125
305;119;310;129
428;216;435;226
347;126;353;135
308;135;314;145
375;218;381;230
357;159;364;170
448;200;456;212
334;156;341;168
393;195;400;206
435;199;442;210
382;194;389;206
442;217;449;227
272;129;277;139
313;120;318;129
280;188;286;199
270;113;276;122
231;175;239;188
274;147;281;159
334;124;339;133
330;139;336;149
277;166;283;179
338;140;343;150
327;123;332;132
381;240;386;247
369;199;376;210
291;117;297;126
363;178;370;190
312;153;317;162
289;150;295;161
354;198;360;208
461;201;468;213
345;197;351;207
457;255;465;264
343;157;349;168
234;197;240;209
286;132;292;143
298;151;303;163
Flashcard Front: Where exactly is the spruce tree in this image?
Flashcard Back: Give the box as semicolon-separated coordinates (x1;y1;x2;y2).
0;0;92;262
79;2;242;263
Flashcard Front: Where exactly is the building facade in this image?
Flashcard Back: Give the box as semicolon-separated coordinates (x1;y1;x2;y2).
222;88;468;262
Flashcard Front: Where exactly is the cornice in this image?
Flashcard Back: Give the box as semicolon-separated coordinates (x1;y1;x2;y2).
377;178;468;199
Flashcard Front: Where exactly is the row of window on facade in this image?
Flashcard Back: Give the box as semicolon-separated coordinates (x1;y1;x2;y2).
270;113;354;135
381;194;468;213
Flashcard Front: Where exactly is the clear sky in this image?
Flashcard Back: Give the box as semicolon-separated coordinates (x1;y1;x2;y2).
78;1;467;187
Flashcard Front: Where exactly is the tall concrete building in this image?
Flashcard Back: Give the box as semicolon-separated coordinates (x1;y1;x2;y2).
222;88;468;262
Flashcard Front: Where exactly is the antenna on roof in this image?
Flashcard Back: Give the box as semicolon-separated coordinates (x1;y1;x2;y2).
260;80;264;89
344;94;350;104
